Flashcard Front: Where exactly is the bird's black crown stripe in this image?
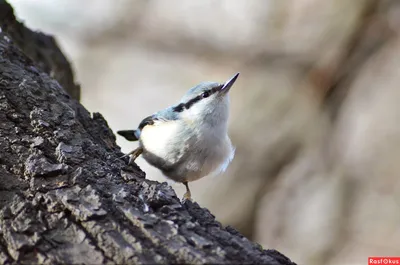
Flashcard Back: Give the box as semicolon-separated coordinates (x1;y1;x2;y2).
173;84;223;113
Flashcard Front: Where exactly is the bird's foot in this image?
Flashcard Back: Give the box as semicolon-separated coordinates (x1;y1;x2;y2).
182;191;192;202
116;147;143;165
182;181;192;203
128;147;143;165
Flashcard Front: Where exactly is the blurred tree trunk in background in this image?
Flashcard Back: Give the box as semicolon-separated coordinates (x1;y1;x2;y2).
0;0;80;101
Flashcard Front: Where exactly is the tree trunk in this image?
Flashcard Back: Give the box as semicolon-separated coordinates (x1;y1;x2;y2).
0;2;295;264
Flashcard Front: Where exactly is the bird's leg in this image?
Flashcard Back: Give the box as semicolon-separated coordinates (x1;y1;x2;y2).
118;150;134;159
182;181;192;201
118;147;142;159
117;147;143;164
128;147;143;165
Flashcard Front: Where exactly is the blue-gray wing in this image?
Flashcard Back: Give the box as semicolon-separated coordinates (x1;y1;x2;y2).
134;106;180;139
138;107;178;129
118;107;179;141
154;106;180;122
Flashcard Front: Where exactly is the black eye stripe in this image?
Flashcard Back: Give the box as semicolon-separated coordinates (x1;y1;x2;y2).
172;85;223;113
173;103;185;112
173;95;201;112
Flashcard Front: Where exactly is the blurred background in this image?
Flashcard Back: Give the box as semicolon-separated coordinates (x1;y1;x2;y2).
7;0;400;264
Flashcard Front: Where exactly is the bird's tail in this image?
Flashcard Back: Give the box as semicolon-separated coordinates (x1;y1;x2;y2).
117;130;139;141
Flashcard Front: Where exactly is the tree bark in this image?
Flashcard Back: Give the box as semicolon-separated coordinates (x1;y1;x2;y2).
0;0;80;101
0;2;295;264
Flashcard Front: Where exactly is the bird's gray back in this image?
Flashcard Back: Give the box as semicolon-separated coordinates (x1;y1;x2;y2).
152;106;179;121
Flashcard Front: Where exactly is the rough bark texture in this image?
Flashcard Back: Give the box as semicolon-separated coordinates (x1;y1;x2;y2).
0;3;295;265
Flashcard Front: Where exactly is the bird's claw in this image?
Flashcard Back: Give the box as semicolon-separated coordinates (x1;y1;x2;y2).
116;147;143;165
182;182;192;203
183;192;192;201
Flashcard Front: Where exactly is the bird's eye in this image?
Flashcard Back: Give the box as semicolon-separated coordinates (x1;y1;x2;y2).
201;91;210;98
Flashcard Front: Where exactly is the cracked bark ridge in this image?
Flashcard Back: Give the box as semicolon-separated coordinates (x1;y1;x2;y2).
0;0;80;101
0;15;296;265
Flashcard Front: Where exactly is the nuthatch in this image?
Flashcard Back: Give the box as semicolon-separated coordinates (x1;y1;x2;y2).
117;73;239;201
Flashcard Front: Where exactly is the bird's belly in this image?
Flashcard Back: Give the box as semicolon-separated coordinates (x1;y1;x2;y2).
139;124;234;183
184;144;230;180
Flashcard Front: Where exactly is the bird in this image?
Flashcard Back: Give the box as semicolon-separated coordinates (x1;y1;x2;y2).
117;73;239;201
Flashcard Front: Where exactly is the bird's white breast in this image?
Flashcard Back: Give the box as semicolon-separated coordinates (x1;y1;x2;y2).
139;121;180;160
139;118;234;182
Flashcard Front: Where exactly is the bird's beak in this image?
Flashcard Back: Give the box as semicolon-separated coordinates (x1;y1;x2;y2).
219;72;239;95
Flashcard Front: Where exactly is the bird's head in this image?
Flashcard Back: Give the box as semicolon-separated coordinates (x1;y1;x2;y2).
173;73;239;126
